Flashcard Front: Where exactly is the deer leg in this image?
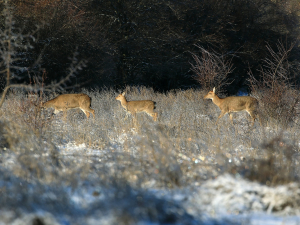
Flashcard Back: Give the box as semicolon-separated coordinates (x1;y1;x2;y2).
229;113;233;124
131;111;137;121
146;110;158;121
63;111;67;121
86;111;90;118
131;111;138;126
216;111;226;124
89;108;95;118
153;112;158;121
80;108;89;118
84;107;95;118
248;110;256;126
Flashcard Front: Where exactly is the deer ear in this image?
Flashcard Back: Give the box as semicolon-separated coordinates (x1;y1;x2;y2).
122;92;125;96
213;87;216;93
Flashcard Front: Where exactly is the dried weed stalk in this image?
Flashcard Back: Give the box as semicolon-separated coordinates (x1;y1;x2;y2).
249;42;300;128
191;46;233;91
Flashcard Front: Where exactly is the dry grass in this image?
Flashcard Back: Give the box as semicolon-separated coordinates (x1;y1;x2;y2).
1;86;300;224
0;86;299;191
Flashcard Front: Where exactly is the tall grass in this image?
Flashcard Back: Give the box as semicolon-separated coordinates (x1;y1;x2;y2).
0;86;299;190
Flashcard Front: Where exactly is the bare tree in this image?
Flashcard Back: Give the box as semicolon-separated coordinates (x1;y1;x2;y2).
190;46;233;92
0;0;86;109
248;42;300;127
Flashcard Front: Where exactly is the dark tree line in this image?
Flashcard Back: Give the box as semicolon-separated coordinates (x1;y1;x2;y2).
3;0;300;93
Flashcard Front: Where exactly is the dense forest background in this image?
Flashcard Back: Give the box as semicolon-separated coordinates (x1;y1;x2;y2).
2;0;300;94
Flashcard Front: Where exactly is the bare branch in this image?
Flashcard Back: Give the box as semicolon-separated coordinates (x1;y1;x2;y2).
0;2;87;110
248;41;298;127
190;45;233;91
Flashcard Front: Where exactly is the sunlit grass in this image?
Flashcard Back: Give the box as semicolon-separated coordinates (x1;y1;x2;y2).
0;87;299;189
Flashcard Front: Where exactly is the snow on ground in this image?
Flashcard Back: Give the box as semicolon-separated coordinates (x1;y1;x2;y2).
1;140;300;224
189;174;300;223
55;142;300;224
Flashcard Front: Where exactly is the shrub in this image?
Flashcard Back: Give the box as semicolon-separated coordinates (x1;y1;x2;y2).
249;42;300;128
191;46;233;92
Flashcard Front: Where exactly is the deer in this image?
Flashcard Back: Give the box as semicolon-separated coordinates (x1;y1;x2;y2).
203;87;259;125
41;93;95;119
115;92;158;121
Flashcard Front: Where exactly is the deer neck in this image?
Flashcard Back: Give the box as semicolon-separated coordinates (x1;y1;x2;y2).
119;97;128;110
212;94;223;107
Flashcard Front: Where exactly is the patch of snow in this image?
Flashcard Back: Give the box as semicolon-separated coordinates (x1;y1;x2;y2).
1;138;300;224
188;174;300;217
196;114;211;120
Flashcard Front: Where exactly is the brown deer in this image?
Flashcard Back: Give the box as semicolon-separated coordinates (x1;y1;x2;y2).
41;93;95;118
116;92;158;121
204;87;259;125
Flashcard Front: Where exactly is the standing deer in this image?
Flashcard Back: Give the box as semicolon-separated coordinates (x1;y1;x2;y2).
204;87;259;125
116;92;158;121
41;93;95;118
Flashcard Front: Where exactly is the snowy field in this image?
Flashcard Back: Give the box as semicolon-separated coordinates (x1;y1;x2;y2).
0;87;300;224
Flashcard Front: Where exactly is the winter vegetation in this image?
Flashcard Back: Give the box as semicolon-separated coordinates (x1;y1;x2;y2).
1;0;300;224
1;86;300;224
